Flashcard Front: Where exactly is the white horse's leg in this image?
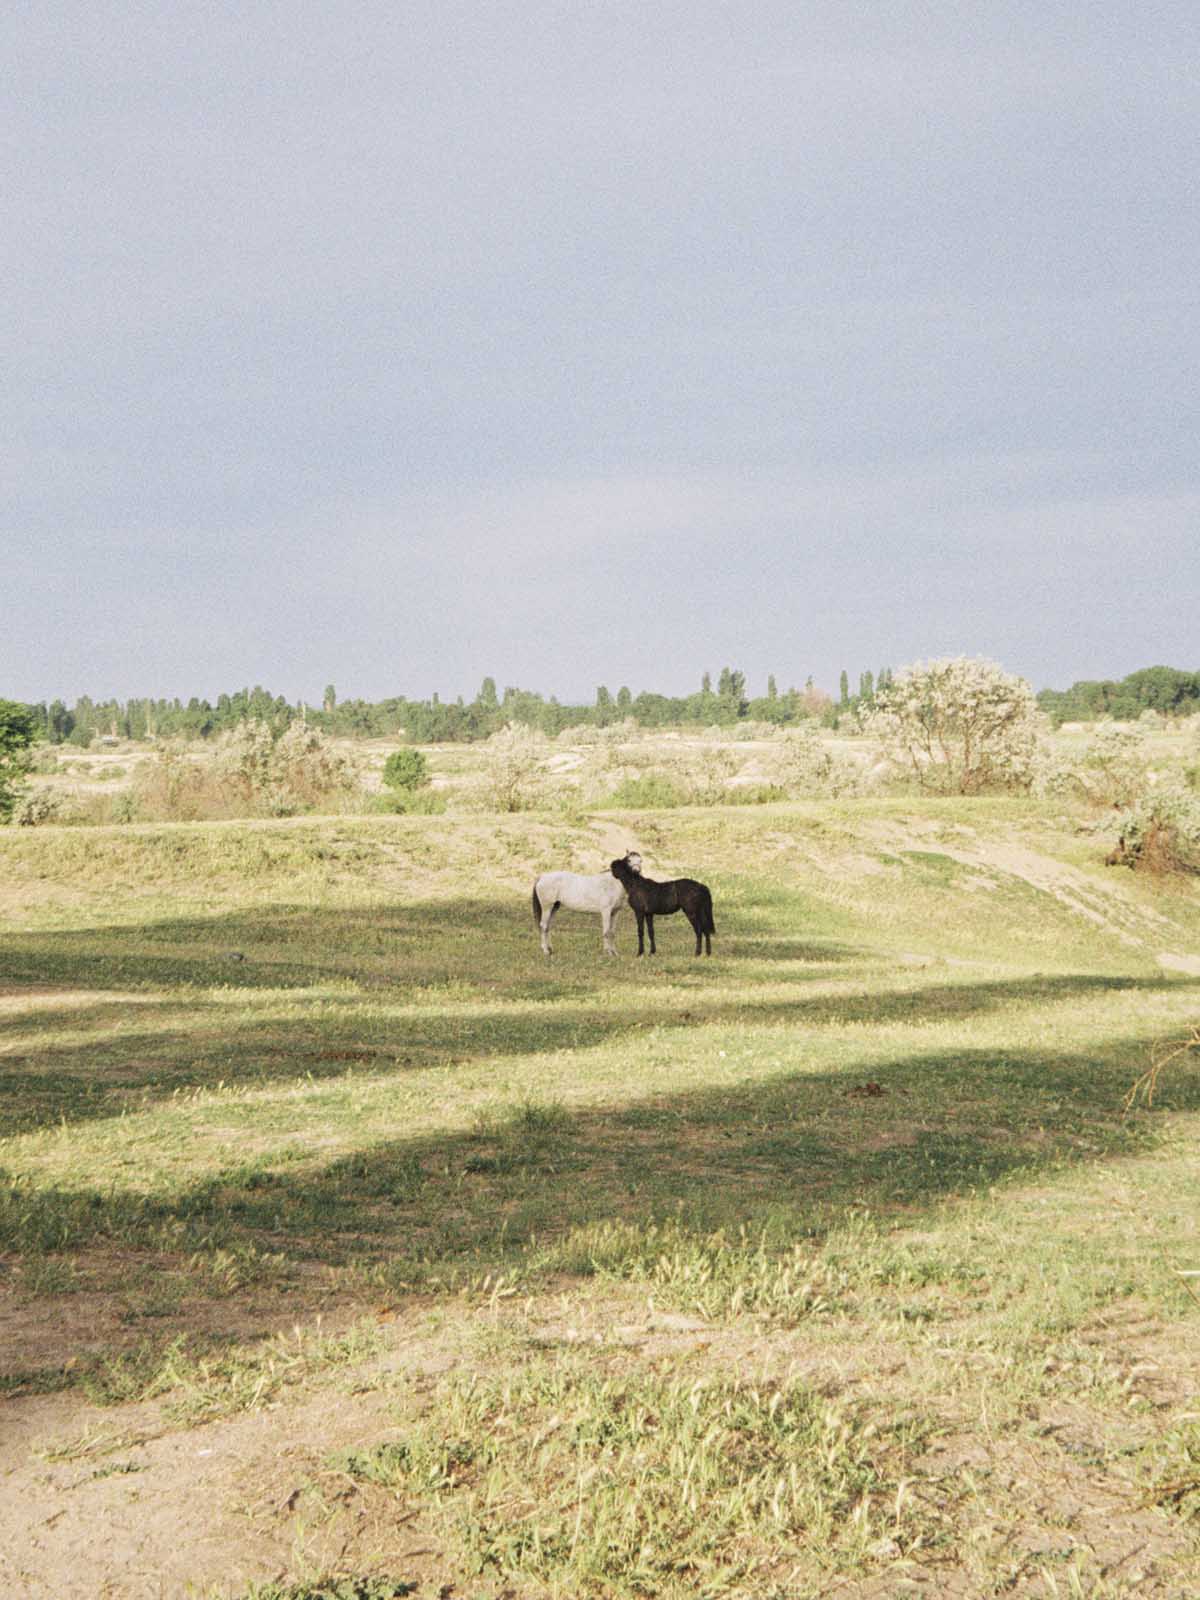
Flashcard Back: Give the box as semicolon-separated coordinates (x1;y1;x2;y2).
540;902;559;956
601;905;619;956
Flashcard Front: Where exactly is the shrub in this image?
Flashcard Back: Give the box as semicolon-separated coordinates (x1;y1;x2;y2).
213;721;356;816
1106;782;1200;876
868;657;1040;794
216;720;277;809
769;725;872;798
477;725;548;812
1077;724;1149;807
110;792;139;824
131;742;212;821
271;723;358;811
12;789;61;826
679;746;741;804
567;718;640;746
382;747;429;791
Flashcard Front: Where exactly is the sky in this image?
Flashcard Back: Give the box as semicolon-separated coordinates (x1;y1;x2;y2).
4;0;1198;707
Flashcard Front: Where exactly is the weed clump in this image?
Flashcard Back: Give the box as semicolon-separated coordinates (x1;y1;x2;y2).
336;1359;926;1592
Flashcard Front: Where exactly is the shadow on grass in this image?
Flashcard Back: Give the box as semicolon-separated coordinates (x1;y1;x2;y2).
4;1026;1200;1278
726;938;863;963
0;894;871;997
1;942;1191;1138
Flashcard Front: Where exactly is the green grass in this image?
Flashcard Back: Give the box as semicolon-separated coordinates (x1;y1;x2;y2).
3;799;1200;1595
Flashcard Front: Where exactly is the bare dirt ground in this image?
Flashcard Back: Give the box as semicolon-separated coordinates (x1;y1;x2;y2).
3;1274;1199;1599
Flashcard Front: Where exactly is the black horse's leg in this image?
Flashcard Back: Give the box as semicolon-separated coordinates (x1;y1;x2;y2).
635;910;646;956
646;914;656;955
688;911;702;955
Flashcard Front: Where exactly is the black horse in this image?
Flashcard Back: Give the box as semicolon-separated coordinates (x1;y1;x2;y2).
610;853;715;957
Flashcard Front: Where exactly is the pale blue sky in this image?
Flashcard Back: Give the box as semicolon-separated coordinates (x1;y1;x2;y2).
5;1;1197;705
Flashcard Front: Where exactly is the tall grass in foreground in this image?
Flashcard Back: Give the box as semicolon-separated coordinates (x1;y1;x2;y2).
331;1358;929;1594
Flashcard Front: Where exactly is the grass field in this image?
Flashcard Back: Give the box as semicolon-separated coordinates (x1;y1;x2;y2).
2;798;1199;1598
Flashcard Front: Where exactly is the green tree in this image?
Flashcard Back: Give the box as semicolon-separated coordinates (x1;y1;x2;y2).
0;700;38;822
382;748;430;791
715;667;747;722
46;698;73;742
839;670;850;707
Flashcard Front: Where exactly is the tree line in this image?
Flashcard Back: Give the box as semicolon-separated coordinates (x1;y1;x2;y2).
1036;666;1200;725
27;669;841;746
20;662;1198;748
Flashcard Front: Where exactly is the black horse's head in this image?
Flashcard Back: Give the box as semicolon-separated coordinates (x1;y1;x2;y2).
611;850;643;879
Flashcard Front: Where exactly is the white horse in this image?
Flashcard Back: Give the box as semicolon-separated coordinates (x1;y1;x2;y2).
532;852;641;956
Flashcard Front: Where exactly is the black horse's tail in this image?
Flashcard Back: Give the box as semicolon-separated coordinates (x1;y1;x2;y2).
532;885;542;924
701;887;715;935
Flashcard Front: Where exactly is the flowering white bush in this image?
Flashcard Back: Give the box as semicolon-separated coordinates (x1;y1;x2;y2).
868;658;1040;795
1107;779;1200;874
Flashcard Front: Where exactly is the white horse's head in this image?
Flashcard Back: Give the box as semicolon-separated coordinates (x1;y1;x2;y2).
624;850;643;873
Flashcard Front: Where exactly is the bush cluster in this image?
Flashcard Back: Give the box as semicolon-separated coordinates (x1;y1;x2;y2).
474;725;551;813
1106;782;1200;876
767;726;875;798
127;722;359;822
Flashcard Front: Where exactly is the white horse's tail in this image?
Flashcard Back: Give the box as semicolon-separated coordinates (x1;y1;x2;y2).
532;885;542;924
